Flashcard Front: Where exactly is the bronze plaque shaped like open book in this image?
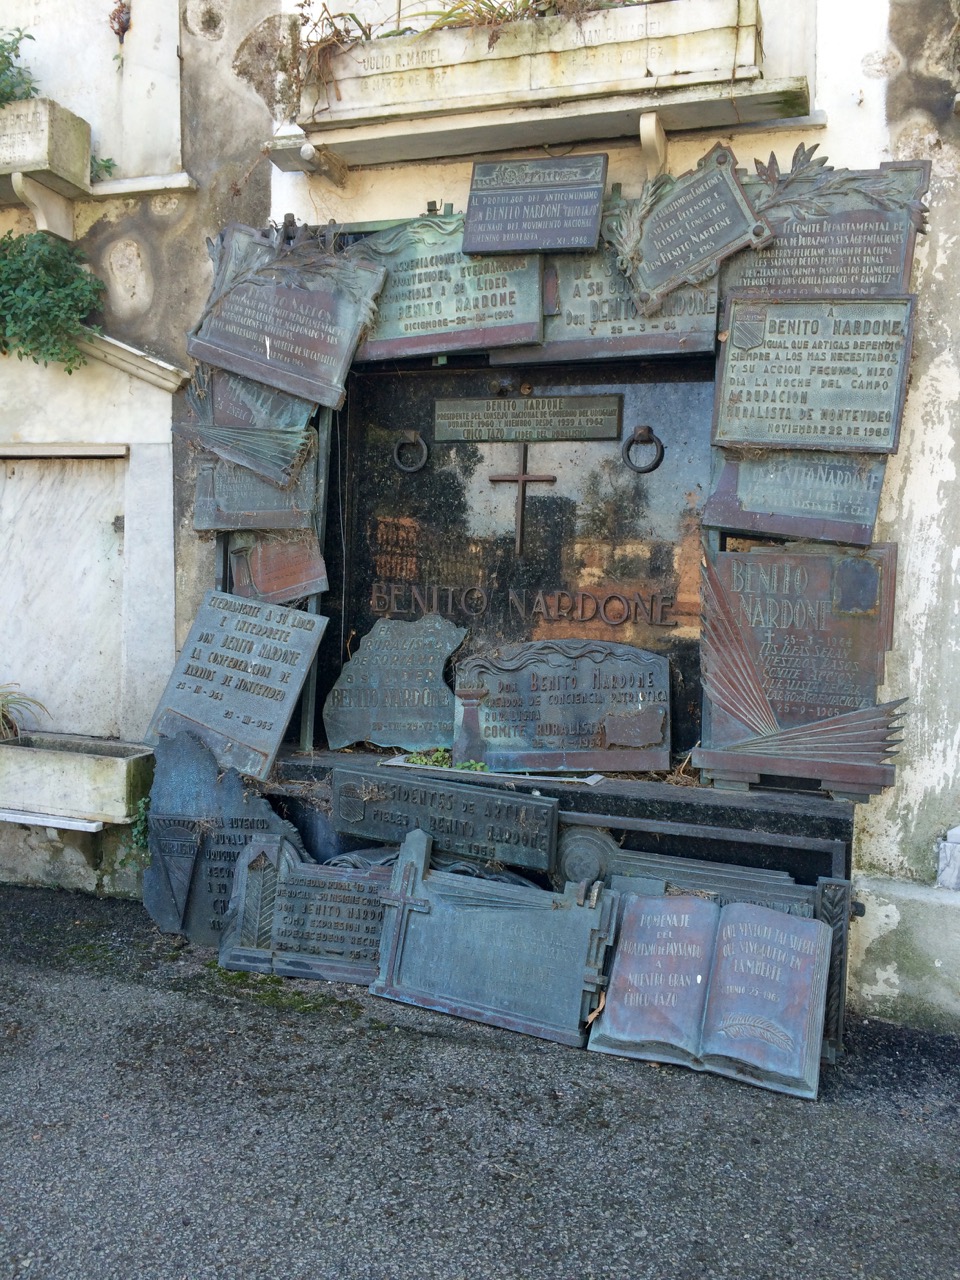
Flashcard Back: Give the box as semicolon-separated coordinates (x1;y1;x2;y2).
589;895;832;1099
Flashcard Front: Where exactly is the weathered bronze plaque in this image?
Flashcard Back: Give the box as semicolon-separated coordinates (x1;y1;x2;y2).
220;835;392;984
229;532;329;604
323;614;467;751
694;545;905;797
588;895;832;1099
143;731;312;946
490;243;718;365
146;591;328;781
604;144;771;315
178;365;316;488
349;214;542;361
332;766;558;873
194;458;317;531
724;152;930;299
462;155;607;254
713;294;916;454
702;451;887;546
187;222;386;408
370;828;617;1047
434;395;621;443
453;639;671;772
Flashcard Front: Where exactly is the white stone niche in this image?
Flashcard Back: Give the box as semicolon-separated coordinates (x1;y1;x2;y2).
281;0;809;168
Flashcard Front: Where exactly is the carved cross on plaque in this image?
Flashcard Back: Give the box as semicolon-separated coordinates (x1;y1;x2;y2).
376;856;432;991
489;442;557;557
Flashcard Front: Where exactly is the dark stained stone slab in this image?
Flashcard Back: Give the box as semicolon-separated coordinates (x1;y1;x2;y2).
603;144;771;315
143;731;310;946
323;615;467;751
713;294;916;455
332;766;558;873
220;834;392;983
177;364;316;488
194;457;317;531
702;451;886;546
588;895;832;1098
725;153;930;299
490;242;719;365
434;395;621;443
146;591;327;781
370;828;617;1046
187;222;386;408
229;531;328;604
453;639;670;772
694;545;905;797
462;154;607;254
349;214;542;361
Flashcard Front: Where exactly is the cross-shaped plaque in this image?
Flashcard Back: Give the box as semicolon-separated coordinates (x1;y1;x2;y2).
489;442;557;557
372;852;432;995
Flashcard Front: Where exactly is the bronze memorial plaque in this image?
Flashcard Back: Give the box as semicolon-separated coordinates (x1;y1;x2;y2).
693;545;905;797
434;395;621;444
702;451;887;546
713;294;916;454
187;222;386;408
724;152;930;300
604;144;772;315
349;214;542;361
193;458;317;531
146;591;327;781
462;154;608;254
453;639;671;772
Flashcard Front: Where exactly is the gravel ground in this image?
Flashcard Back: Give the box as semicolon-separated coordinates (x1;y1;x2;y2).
0;883;957;1280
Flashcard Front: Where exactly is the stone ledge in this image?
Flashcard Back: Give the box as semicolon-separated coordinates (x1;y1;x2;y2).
74;331;190;393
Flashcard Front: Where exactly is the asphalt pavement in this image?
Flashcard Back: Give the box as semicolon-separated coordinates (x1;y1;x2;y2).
0;883;957;1280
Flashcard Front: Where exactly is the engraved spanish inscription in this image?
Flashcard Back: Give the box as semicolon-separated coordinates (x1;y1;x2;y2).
434;395;621;443
462;155;607;253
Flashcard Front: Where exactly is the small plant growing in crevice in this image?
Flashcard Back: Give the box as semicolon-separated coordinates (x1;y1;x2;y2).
131;796;151;850
0;683;48;741
0;28;38;108
90;154;118;183
0;231;106;373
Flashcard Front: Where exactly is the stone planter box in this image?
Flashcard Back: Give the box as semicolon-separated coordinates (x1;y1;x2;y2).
302;0;763;129
0;98;91;205
0;733;153;824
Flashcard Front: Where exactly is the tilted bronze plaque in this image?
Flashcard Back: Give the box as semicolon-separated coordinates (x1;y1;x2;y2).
702;451;887;546
434;395;621;443
462;154;607;254
229;531;329;603
713;294;916;454
604;144;772;315
193;458;316;531
323;615;467;751
177;364;316;488
220;835;392;984
588;895;832;1099
370;828;618;1047
146;591;327;781
724;152;930;299
187;222;386;408
453;639;671;773
490;240;718;365
693;545;904;798
332;766;558;874
349;214;542;361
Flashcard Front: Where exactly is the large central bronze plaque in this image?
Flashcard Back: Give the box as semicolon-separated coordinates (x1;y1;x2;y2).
713;295;916;454
462;154;607;254
434;396;621;443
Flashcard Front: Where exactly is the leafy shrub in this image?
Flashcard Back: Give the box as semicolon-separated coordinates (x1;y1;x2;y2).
0;231;105;374
0;29;38;108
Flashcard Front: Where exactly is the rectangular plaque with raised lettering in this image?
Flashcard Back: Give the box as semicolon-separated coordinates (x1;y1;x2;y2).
694;545;904;797
714;295;916;454
349;215;542;361
434;395;621;443
187;223;386;408
220;835;392;984
453;639;671;772
605;145;772;315
146;591;327;781
332;766;558;873
370;829;617;1047
588;894;832;1098
462;155;607;254
724;157;930;300
193;458;317;531
702;451;887;546
490;242;719;365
